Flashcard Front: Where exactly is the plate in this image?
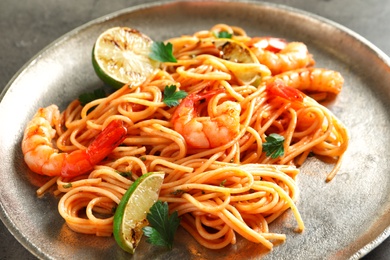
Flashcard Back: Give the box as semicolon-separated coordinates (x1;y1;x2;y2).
1;1;390;259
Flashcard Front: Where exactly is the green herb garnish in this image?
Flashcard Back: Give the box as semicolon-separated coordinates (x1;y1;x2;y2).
214;31;232;39
219;179;227;187
171;189;185;196
149;42;177;63
163;85;188;107
262;133;285;159
119;171;132;178
62;183;72;189
142;201;180;250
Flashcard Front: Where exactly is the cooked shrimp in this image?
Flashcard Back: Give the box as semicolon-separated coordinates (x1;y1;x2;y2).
22;105;127;177
171;90;241;149
266;79;305;104
266;67;344;95
248;37;315;75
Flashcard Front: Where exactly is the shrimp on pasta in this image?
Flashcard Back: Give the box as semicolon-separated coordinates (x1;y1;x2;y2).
247;37;315;75
171;89;241;149
21;104;127;177
266;67;344;95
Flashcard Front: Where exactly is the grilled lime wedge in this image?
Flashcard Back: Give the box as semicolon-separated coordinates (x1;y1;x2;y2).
92;27;160;89
113;171;165;253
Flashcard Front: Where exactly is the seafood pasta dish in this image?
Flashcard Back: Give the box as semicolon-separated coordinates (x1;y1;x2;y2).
21;24;349;252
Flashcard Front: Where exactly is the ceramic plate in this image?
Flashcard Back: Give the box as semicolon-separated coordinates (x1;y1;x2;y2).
1;1;390;259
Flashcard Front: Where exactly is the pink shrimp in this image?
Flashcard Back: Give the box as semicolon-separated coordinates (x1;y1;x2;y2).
248;37;315;75
248;37;287;53
21;105;127;177
266;67;344;95
266;79;305;103
171;90;241;149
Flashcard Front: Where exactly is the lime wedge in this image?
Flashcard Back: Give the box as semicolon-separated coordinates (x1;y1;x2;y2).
113;171;165;253
92;27;160;89
213;38;271;85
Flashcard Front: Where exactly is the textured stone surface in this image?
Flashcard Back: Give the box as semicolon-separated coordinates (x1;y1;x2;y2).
0;0;389;259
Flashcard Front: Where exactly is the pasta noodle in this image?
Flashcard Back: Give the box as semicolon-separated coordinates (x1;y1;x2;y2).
31;24;348;251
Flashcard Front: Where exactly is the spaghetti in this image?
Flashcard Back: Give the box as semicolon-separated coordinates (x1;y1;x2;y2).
24;24;348;250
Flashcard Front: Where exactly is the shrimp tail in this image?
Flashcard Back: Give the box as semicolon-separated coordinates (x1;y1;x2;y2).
266;79;305;102
61;119;127;178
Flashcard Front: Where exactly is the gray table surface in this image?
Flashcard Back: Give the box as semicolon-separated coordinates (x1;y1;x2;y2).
0;0;389;259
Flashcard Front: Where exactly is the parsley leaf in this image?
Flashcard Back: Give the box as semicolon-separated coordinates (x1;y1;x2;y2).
262;133;285;159
214;31;233;39
118;171;132;178
171;189;185;196
62;183;72;189
142;201;180;250
163;85;188;107
78;88;106;106
149;42;177;63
